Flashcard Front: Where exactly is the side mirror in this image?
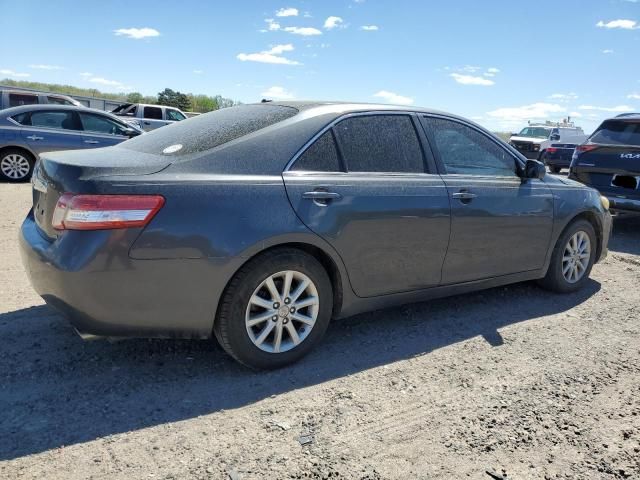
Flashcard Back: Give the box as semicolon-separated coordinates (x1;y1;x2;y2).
524;159;546;180
124;127;141;138
550;133;560;141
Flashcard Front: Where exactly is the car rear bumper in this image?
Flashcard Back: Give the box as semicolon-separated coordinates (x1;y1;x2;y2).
19;211;231;339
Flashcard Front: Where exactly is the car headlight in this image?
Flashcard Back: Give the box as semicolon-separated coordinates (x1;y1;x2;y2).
600;195;610;210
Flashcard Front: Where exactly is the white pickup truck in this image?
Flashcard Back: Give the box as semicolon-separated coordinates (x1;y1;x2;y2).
111;103;187;131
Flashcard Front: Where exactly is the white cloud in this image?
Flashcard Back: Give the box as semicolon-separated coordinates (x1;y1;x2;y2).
462;65;482;73
237;44;301;65
360;25;379;31
549;92;578;102
487;67;500;73
284;26;322;36
569;112;583;118
80;72;93;77
627;93;640;100
450;73;494;86
264;18;281;31
324;16;344;30
602;49;615;54
373;90;414;105
261;86;295;100
88;76;134;91
276;7;298;17
487;103;567;122
579;105;633;112
114;27;160;39
0;69;30;78
29;64;63;70
193;69;203;74
596;19;638;30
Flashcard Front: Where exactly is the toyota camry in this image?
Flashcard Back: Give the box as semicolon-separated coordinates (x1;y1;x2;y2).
20;101;612;369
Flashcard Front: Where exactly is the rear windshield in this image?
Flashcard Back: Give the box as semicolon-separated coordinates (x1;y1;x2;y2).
120;104;298;156
590;120;640;146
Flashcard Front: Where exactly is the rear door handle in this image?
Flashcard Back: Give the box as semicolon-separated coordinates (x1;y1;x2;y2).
302;191;342;200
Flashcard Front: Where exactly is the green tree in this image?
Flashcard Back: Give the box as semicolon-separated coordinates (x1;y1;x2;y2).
126;92;144;103
157;88;192;111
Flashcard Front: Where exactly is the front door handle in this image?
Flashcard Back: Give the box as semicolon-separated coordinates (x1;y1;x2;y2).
27;135;44;141
84;140;100;144
302;191;342;200
452;191;477;204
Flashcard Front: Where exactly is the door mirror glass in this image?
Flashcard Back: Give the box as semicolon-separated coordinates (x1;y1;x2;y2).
524;159;545;179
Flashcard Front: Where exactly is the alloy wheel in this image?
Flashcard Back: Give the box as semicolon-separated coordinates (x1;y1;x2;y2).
245;270;319;353
562;231;591;283
0;154;31;180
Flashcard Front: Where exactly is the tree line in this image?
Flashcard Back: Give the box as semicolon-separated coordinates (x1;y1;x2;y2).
0;79;238;113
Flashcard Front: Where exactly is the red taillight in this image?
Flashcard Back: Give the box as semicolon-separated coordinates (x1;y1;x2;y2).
52;194;165;231
547;147;558;154
575;144;599;153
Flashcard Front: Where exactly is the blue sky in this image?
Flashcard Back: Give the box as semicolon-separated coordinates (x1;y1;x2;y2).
1;0;639;132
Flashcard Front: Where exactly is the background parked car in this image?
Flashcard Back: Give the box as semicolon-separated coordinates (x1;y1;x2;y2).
0;105;142;181
111;103;187;131
509;121;587;166
0;89;82;110
542;142;581;173
569;113;640;213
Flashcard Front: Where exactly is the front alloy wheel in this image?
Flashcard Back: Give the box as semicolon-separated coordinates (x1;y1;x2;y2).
0;152;33;181
561;231;591;284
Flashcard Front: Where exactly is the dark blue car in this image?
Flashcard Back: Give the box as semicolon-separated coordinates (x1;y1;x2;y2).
0;105;142;181
19;102;612;369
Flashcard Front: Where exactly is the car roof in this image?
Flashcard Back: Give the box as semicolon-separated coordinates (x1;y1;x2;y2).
612;113;640;120
1;104;110;116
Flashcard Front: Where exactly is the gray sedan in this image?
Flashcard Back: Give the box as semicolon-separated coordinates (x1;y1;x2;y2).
0;105;142;181
19;102;612;369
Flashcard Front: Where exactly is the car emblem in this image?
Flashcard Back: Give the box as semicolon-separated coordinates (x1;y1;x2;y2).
620;153;640;159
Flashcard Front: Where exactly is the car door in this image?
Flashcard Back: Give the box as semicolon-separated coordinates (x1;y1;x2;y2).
78;112;130;148
283;113;451;298
141;106;167;131
420;115;554;284
17;109;84;155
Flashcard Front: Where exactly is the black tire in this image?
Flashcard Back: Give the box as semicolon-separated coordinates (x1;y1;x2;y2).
550;165;561;174
538;219;597;293
538;151;547;164
214;248;333;369
0;148;35;182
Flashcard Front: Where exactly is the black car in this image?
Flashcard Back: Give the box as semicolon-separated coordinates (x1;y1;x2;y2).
570;113;640;213
543;142;579;174
20;102;612;369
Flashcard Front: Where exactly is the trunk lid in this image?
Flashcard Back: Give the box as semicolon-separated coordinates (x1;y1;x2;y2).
32;145;171;239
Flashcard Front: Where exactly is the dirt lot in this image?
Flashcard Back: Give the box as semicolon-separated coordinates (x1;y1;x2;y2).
0;182;639;480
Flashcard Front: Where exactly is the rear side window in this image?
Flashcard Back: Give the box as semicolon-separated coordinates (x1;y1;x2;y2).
333;115;424;173
121;104;298;156
143;106;163;120
424;117;516;176
9;93;38;107
292;131;341;172
29;111;80;130
590;120;640;146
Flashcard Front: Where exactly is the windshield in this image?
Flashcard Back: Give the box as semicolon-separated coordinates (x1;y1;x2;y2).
590;120;640;146
517;127;551;139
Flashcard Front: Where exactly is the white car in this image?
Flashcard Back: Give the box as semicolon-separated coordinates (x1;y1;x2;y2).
509;123;587;161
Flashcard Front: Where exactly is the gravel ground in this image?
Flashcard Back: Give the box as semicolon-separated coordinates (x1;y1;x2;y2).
1;182;639;480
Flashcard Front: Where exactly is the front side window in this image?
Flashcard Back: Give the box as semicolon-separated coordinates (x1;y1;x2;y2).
9;93;38;107
29;111;80;130
425;117;516;176
292;131;341;172
333;115;424;173
143;106;163;120
166;109;186;121
79;113;128;136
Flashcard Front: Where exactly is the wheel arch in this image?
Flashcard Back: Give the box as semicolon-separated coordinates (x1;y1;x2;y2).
0;145;37;161
555;210;604;263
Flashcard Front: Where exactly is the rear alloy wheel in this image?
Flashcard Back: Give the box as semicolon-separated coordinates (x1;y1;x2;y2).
538;220;596;293
0;150;34;182
215;249;332;369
